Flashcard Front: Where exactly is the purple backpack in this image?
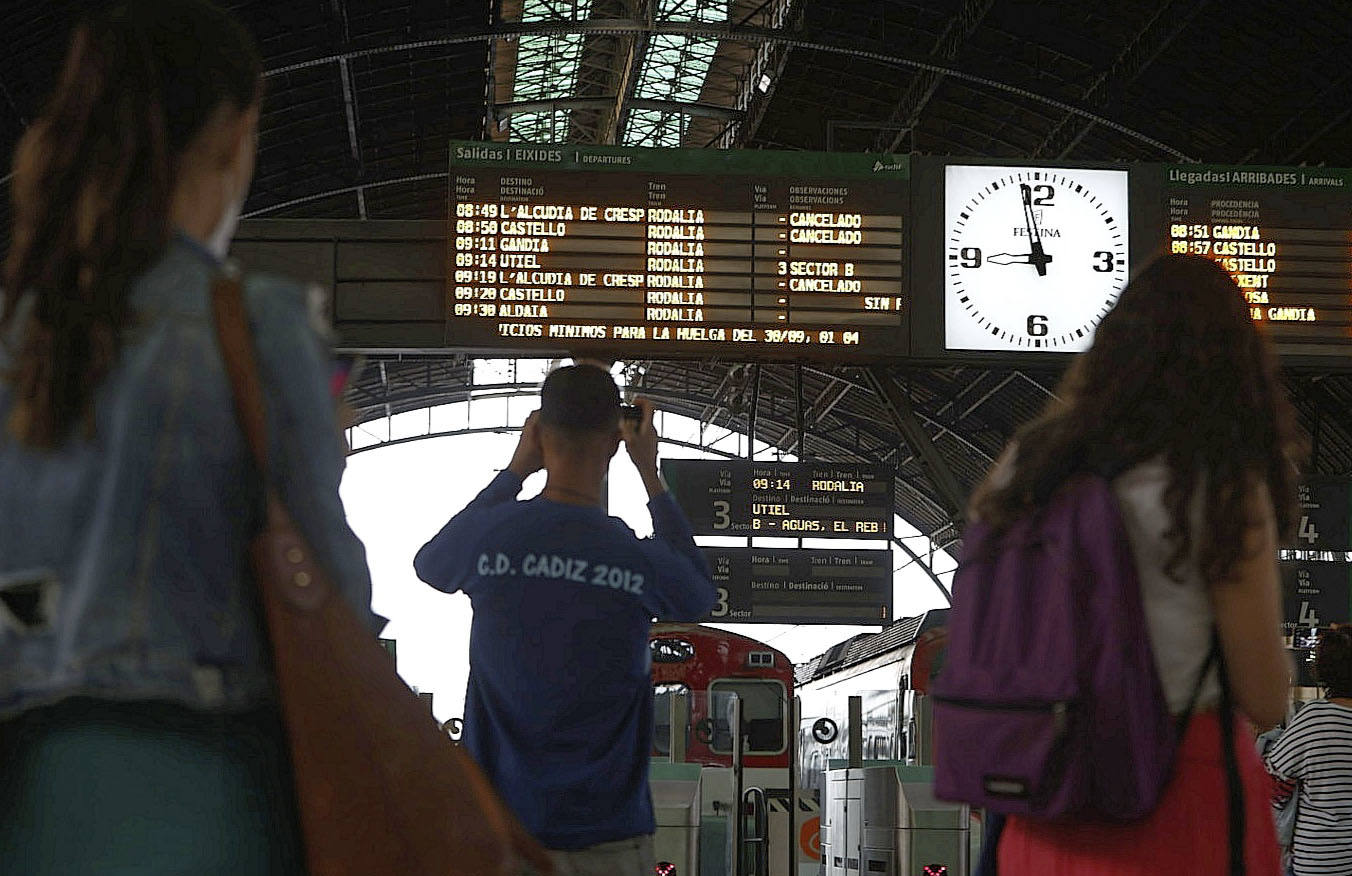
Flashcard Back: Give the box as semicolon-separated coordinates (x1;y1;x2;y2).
933;475;1178;820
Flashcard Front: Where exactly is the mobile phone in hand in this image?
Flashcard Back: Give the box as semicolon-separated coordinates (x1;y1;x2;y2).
620;404;642;423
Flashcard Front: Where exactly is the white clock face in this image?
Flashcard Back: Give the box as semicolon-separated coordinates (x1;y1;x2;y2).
944;165;1130;352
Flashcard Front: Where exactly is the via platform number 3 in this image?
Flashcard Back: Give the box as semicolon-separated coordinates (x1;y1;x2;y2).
711;588;730;618
712;501;731;530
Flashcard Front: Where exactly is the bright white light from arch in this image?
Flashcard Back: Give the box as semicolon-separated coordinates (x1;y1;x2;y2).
339;384;954;724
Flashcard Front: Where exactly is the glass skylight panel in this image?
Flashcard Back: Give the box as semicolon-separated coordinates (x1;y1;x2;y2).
623;0;726;146
656;0;729;23
506;0;594;143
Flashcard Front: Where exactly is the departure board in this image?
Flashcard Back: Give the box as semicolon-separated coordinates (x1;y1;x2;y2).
448;142;908;360
701;548;893;625
661;460;894;538
1163;165;1352;356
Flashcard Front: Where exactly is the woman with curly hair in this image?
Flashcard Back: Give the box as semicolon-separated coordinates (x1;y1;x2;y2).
1266;626;1352;876
971;254;1302;875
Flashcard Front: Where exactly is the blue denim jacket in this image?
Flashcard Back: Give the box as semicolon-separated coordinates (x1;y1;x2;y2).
0;236;384;719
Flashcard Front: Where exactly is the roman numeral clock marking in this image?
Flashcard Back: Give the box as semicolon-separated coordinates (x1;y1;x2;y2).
944;165;1131;353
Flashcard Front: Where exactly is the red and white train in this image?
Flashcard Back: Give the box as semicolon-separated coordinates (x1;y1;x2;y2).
648;622;815;876
647;611;949;876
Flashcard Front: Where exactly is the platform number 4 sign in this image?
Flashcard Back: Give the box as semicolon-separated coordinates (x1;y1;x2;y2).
1298;600;1321;628
1299;514;1319;545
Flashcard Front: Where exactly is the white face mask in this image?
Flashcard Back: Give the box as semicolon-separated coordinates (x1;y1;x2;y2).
205;131;253;259
206;191;243;260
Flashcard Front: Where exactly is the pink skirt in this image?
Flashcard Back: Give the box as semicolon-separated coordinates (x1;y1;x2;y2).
998;712;1281;876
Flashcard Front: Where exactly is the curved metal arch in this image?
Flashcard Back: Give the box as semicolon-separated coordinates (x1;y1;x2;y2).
242;172;448;219
346;420;953;604
345;360;981;533
347;378;959;539
892;535;953;605
789;367;998;466
496;97;744;122
260;20;1193;161
348;425;742;461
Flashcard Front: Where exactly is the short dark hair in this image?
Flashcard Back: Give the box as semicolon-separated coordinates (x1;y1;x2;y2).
539;365;620;434
1316;626;1352;698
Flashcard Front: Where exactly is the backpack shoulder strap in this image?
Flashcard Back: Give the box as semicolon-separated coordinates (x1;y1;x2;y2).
1175;635;1220;735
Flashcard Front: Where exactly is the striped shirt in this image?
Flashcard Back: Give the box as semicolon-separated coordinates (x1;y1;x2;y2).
1265;699;1352;876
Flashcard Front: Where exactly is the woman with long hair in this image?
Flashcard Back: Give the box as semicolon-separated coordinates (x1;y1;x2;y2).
0;2;382;871
1266;626;1352;876
971;254;1300;874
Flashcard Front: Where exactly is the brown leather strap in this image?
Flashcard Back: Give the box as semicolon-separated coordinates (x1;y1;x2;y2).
209;272;271;480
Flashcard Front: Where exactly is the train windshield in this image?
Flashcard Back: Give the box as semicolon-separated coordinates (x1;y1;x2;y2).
708;679;786;755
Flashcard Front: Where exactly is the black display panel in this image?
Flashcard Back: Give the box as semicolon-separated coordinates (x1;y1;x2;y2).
1291;648;1319;688
1163;165;1352;359
1293;479;1352;552
661;459;894;539
1280;561;1352;633
701;548;893;625
448;142;908;360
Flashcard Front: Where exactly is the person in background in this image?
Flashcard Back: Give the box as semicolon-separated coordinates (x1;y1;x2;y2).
414;365;717;876
1255;721;1293;873
969;254;1300;875
0;2;383;872
1266;625;1352;876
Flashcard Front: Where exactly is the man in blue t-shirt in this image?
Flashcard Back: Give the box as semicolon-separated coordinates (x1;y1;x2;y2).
413;365;716;874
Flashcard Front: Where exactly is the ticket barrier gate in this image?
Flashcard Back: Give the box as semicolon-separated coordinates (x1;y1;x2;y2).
651;761;703;875
821;764;969;876
654;691;810;876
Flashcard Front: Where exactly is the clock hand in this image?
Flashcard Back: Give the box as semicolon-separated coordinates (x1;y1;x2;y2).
1019;184;1053;277
986;252;1036;265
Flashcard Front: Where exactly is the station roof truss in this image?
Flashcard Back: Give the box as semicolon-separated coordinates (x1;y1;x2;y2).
4;1;1352;561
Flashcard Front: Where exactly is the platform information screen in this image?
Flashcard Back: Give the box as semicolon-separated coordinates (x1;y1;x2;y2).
661;459;894;538
1280;561;1352;633
448;142;908;360
701;547;893;624
1163;165;1352;357
1290;479;1352;552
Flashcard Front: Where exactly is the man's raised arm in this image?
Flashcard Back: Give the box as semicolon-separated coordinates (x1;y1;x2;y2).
413;412;543;592
621;399;717;621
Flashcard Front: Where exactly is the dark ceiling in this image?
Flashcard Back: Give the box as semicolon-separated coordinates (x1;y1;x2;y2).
3;0;1352;549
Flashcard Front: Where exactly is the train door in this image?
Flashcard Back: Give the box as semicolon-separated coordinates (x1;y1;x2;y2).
655;682;692;758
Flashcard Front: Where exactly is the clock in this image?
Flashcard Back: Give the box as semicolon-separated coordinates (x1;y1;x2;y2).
944;164;1130;352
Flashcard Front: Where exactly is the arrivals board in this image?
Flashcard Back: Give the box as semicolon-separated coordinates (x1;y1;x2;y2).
701;548;893;625
1163;165;1352;357
661;459;894;539
448;142;908;360
1280;561;1352;633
